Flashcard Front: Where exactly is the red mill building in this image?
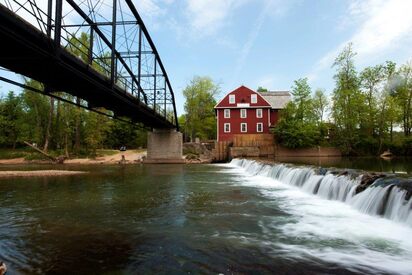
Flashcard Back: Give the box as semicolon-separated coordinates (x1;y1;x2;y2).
214;86;291;142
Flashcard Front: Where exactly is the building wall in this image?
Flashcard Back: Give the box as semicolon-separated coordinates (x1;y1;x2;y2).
215;86;283;142
217;108;271;141
270;109;280;126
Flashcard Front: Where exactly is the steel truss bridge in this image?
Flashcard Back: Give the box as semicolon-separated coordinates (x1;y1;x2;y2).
0;0;178;129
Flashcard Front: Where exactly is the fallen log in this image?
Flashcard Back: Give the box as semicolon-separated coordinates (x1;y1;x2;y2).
23;141;57;162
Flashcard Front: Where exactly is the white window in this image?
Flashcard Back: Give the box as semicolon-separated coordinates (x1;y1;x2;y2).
224;123;231;133
224;109;230;118
257;123;263;132
240;109;247;118
241;123;247;133
229;95;235;104
256;108;263;118
251;94;257;104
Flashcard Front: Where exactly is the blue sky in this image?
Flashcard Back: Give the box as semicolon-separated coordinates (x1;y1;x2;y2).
1;0;412;115
137;0;412;114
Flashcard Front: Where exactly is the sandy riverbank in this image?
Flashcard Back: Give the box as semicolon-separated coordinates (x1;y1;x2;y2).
0;170;87;178
0;150;147;165
65;150;146;164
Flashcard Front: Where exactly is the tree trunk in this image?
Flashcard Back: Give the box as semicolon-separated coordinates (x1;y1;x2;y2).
43;97;54;153
55;99;61;149
75;97;81;154
25;141;56;161
65;131;69;158
33;102;42;143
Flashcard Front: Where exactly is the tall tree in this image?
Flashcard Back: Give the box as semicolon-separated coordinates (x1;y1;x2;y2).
67;32;91;153
43;95;54;153
312;88;329;126
0;92;25;148
291;78;312;122
395;62;412;136
360;65;384;136
182;76;219;141
331;43;363;153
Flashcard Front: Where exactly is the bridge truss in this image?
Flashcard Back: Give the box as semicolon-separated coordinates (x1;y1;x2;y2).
0;0;178;129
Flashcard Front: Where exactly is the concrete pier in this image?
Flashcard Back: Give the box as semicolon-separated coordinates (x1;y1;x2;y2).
144;129;185;164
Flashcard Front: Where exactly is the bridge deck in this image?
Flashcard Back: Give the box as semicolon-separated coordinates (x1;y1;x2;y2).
0;4;174;129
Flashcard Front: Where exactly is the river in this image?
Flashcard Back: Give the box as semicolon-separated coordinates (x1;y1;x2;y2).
0;160;411;274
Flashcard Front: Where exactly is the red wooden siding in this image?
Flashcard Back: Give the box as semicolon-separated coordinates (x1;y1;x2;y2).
215;86;271;108
215;86;283;142
217;108;271;141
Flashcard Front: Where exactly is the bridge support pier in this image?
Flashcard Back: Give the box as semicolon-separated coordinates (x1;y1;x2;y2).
144;129;185;164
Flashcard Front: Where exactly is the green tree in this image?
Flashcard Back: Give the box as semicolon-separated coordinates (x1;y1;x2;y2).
291;78;313;122
360;65;384;136
257;86;268;93
104;119;147;149
84;109;112;156
0;92;25;148
394;62;412;136
182;76;219;141
331;43;364;153
274;80;322;149
22;80;50;146
274;102;321;148
312;88;329;126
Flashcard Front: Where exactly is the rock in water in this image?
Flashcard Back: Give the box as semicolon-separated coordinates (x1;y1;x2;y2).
356;173;386;194
0;261;7;275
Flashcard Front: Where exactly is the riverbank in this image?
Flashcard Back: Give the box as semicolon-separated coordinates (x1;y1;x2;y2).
0;170;87;178
0;149;147;165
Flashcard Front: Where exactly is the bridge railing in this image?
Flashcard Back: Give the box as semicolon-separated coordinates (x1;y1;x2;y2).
0;0;178;128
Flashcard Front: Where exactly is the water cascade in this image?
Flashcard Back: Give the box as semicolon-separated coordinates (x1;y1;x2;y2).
231;159;412;226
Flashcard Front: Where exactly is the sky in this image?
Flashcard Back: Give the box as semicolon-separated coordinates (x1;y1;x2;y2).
1;0;412;115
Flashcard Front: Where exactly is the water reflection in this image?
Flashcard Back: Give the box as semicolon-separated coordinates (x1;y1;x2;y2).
0;164;410;273
273;156;412;174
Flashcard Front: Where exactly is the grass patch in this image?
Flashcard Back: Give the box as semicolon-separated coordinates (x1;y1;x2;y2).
0;148;34;159
96;149;119;157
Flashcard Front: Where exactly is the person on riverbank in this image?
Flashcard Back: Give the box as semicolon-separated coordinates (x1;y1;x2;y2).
0;261;7;275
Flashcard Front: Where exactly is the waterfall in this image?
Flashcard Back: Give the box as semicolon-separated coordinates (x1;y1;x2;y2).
230;159;412;227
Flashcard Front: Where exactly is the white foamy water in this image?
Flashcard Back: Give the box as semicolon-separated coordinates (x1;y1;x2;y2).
222;159;412;274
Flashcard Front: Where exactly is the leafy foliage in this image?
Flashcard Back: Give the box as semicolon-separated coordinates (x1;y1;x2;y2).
182;76;219;141
0;33;148;156
275;43;412;155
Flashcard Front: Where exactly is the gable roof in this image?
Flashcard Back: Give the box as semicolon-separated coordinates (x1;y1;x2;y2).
214;85;271;108
258;91;291;109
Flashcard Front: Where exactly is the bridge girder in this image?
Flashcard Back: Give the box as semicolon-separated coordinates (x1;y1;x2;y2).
0;0;179;129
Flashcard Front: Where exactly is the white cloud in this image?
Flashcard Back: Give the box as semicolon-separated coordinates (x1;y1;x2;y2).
229;1;271;86
309;0;412;82
134;0;166;18
184;0;250;37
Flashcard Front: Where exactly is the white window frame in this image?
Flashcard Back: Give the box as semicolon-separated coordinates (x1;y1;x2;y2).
224;123;231;133
240;109;247;118
241;123;247;133
257;123;263;132
229;95;235;104
256;108;263;118
224;109;230;118
251;94;257;104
